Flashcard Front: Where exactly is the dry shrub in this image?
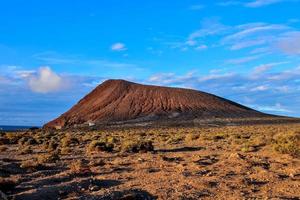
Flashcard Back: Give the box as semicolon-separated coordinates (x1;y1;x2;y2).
121;139;154;153
37;152;60;163
18;137;37;146
19;146;33;155
166;134;184;144
44;140;59;152
20;160;43;171
61;134;79;147
240;144;256;153
272;132;300;157
3;133;23;144
60;147;71;154
69;159;90;174
185;133;199;142
89;159;105;167
87;139;114;154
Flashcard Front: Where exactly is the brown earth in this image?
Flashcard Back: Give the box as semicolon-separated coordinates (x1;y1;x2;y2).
45;79;267;129
1;122;300;199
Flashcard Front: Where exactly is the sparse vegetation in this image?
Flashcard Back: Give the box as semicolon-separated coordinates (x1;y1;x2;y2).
44;140;59;152
2;122;300;199
19;145;33;155
87;139;114;154
166;134;184;144
18;137;37;146
20;159;44;171
121;139;154;153
69;159;90;174
61;133;79;147
185;133;199;142
37;152;60;163
272;131;300;157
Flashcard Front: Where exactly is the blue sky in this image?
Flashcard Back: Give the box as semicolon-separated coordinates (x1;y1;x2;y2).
1;0;300;126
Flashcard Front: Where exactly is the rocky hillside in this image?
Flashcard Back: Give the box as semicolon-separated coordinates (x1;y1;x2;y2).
44;79;266;129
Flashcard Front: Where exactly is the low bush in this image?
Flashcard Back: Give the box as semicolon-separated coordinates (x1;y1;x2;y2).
166;134;184;144
44;140;59;152
61;134;79;147
18;137;37;146
37;152;60;163
272;132;300;158
19;146;33;155
185;133;199;142
87;139;114;154
20;160;44;171
240;145;256;153
60;147;71;154
121;139;154;153
4;133;23;144
69;159;90;174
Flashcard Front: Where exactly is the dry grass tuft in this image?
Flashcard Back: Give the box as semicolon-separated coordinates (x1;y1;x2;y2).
121;139;154;153
69;159;91;174
87;139;114;154
37;152;60;163
272;131;300;157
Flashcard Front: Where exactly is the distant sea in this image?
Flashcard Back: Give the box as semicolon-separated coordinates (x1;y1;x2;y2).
0;125;38;131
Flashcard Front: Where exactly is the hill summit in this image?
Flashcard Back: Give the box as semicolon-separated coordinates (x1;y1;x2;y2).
44;79;264;129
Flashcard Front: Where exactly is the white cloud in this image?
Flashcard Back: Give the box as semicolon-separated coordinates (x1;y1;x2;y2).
219;22;292;52
253;103;291;113
217;1;242;6
250;85;269;91
111;43;127;51
166;19;227;52
185;40;197;46
218;0;294;8
277;32;300;55
189;19;229;40
252;62;288;74
174;19;293;55
226;55;261;65
14;70;35;78
195;45;208;50
145;66;300;116
223;24;288;42
245;0;284;7
28;67;64;93
268;67;300;80
230;39;266;50
198;73;235;82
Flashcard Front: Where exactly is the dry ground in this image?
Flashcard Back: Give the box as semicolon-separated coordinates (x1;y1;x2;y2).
0;122;300;199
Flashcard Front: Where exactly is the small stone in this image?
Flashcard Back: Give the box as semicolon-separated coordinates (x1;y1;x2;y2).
89;185;100;191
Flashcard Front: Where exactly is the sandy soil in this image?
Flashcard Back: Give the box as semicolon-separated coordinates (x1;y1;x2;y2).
1;123;300;199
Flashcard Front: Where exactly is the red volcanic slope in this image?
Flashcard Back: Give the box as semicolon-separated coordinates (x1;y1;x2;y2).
44;79;264;128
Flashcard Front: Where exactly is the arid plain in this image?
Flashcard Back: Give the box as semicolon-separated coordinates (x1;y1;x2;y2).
1;118;299;200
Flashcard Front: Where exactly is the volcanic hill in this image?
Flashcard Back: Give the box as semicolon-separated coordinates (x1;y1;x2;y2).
45;79;266;129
